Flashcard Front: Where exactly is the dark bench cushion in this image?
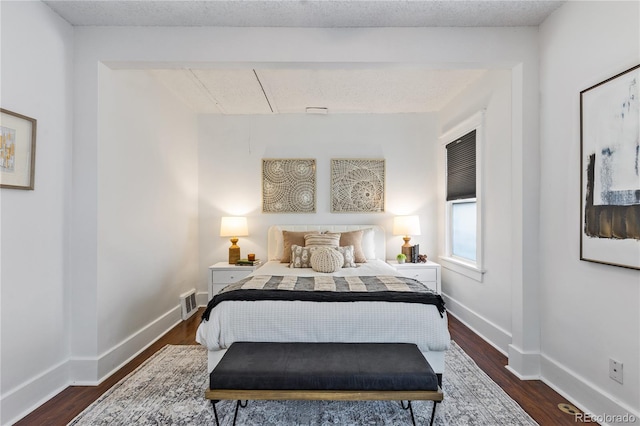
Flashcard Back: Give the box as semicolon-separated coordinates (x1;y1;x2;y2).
210;342;438;392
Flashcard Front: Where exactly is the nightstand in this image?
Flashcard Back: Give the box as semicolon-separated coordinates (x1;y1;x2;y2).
208;261;259;300
387;260;441;294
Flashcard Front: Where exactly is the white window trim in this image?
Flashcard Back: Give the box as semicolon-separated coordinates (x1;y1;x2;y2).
439;111;486;282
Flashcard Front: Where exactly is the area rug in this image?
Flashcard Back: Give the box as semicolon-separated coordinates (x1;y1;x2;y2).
68;342;537;425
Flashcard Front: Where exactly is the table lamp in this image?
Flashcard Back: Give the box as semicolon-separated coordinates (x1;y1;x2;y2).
393;215;421;261
220;217;248;264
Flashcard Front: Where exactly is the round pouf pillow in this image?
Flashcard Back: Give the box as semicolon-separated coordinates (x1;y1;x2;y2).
310;247;344;273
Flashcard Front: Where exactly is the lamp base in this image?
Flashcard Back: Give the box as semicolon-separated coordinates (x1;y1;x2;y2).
228;238;240;264
401;236;412;262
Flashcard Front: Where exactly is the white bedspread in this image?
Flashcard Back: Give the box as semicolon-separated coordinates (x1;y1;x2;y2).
196;260;450;353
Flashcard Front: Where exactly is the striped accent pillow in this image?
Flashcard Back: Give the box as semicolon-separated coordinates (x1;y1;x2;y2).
304;233;341;247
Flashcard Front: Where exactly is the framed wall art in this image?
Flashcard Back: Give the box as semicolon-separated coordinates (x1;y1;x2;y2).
580;64;640;269
331;158;385;213
0;108;37;190
262;159;316;213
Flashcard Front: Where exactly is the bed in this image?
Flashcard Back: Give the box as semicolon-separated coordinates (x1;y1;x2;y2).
196;225;451;377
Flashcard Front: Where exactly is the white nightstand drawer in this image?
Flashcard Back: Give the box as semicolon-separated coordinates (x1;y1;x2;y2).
403;268;437;283
212;269;250;284
208;262;258;300
210;283;228;296
387;260;441;294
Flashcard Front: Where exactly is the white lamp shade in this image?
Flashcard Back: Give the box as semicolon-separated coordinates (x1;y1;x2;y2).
220;217;249;237
393;215;421;236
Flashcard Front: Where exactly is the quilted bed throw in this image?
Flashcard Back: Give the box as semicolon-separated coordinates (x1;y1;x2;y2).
202;275;445;321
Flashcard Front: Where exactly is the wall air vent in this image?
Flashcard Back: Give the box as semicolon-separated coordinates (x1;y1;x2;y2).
180;289;198;320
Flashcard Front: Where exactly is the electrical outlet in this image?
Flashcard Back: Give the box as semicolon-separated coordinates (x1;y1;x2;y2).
609;359;623;384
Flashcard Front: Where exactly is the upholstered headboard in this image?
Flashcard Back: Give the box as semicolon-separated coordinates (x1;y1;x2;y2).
267;225;386;261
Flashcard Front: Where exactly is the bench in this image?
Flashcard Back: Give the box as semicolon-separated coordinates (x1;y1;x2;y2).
205;342;443;426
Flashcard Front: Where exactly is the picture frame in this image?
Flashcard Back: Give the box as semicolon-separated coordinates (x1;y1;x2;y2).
580;64;640;270
262;158;316;213
0;108;37;190
331;158;385;213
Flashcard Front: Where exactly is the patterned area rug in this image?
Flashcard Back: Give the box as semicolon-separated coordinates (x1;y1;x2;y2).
68;343;538;425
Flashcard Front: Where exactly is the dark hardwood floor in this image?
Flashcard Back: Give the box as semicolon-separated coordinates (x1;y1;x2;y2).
16;308;587;425
447;314;589;425
15;313;203;426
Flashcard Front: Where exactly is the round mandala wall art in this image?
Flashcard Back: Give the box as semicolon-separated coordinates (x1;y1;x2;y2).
331;159;385;213
262;159;316;213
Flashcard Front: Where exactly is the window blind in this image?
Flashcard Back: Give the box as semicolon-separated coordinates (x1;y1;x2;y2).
446;130;476;201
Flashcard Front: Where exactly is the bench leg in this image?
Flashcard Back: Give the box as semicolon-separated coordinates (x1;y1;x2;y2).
210;400;220;426
232;400;248;426
429;401;440;426
401;400;439;426
400;401;416;426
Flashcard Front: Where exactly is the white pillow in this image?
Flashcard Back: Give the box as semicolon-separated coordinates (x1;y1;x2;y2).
361;228;376;260
272;227;284;261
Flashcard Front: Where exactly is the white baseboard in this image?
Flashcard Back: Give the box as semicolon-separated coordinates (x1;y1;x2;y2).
91;305;182;384
442;292;512;356
435;293;638;424
506;344;541;379
443;293;543;380
69;306;182;384
67;357;99;385
197;290;208;308
1;304;184;425
540;353;640;426
1;360;69;426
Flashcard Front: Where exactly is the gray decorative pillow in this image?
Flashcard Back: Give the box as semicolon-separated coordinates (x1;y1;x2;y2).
335;245;356;268
290;244;322;268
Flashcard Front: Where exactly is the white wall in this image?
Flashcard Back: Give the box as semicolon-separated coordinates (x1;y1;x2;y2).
7;2;638;423
0;19;541;425
197;113;438;281
539;1;640;420
68;24;539;385
61;22;538;419
437;70;515;352
0;1;74;424
96;69;199;378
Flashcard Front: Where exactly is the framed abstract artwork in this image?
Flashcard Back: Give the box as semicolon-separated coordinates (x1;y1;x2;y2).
331;159;385;213
0;108;37;190
262;159;316;213
580;64;640;269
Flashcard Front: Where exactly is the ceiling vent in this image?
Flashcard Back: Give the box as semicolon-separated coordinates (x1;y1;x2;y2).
306;107;328;115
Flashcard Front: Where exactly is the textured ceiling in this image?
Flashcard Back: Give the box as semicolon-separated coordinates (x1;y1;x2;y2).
150;68;488;114
45;0;560;114
44;0;564;27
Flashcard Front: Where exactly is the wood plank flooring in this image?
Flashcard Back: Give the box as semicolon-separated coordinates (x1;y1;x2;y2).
447;314;588;425
16;308;587;425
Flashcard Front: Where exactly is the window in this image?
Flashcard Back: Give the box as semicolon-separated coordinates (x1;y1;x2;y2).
446;129;477;263
451;199;476;261
440;112;484;281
